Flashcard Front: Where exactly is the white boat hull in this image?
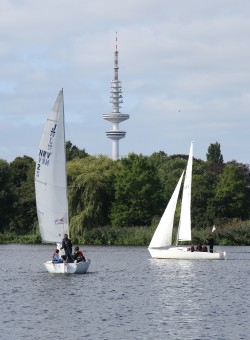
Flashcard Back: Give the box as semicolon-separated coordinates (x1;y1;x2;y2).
44;260;91;274
148;247;226;260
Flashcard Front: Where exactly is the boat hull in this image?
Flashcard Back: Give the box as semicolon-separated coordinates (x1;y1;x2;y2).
44;260;91;274
148;247;226;260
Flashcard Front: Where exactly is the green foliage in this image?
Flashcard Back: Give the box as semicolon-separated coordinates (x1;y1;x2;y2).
191;219;250;246
1;140;250;246
0;223;41;243
9;156;34;186
110;153;162;227
0;159;14;232
191;162;218;228
214;163;250;219
217;220;250;245
8;156;37;234
206;142;224;164
66;141;88;161
152;155;186;208
0;232;41;244
77;225;155;246
67;155;118;235
1;221;249;246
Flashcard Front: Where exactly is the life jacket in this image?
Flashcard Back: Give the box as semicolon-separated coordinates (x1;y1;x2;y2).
75;250;85;262
52;253;60;261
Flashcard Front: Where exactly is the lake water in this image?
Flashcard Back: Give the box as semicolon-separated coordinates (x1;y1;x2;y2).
0;245;249;340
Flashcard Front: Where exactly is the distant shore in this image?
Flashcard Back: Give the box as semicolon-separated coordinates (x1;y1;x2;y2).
0;222;249;246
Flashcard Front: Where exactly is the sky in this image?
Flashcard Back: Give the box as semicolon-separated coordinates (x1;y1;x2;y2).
1;0;250;163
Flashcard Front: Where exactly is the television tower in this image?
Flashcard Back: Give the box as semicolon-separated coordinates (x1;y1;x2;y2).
103;33;130;160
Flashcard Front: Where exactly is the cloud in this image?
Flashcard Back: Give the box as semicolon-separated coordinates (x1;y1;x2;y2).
0;0;250;163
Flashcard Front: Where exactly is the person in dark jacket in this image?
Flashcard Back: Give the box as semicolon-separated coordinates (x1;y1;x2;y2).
202;244;208;252
60;234;73;262
196;244;202;252
207;234;214;253
73;246;86;262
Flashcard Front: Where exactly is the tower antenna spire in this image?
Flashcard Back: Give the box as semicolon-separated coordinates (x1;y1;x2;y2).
103;33;130;161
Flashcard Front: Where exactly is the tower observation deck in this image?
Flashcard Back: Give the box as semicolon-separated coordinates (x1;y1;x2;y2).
103;33;130;160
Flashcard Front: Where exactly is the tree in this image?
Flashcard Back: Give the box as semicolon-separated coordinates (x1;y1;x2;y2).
0;159;14;232
214;163;250;219
110;153;162;227
191;162;218;228
8;156;37;234
66;141;88;161
67;156;118;235
9;156;34;187
206;142;224;164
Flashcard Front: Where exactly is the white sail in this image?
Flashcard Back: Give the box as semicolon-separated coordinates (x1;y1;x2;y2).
177;142;193;242
35;90;69;243
149;171;184;248
148;141;226;259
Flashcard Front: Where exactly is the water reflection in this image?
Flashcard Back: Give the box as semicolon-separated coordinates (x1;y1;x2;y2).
149;258;196;279
148;258;202;336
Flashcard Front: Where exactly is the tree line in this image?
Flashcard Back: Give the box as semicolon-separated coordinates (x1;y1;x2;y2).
0;141;250;244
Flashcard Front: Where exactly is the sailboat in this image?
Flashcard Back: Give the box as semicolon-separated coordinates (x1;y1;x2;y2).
35;89;90;273
148;142;226;260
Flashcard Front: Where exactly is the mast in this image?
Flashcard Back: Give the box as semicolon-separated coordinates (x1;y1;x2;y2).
176;142;194;245
103;32;130;160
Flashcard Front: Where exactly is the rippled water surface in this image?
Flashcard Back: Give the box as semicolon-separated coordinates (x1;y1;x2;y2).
0;245;249;339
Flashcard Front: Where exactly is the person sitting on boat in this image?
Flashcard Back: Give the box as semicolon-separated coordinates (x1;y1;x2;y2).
60;233;73;262
202;244;208;252
73;246;86;262
196;244;202;252
188;245;195;252
52;249;63;263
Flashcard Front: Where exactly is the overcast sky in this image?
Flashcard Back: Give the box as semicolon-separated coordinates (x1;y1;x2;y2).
1;0;250;163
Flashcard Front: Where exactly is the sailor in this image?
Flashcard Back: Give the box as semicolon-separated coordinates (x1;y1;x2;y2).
202;244;208;252
196;244;202;252
61;234;73;262
207;234;214;253
73;246;86;262
52;249;63;263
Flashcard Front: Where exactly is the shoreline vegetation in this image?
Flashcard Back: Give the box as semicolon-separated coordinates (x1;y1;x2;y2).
2;143;250;247
0;220;249;246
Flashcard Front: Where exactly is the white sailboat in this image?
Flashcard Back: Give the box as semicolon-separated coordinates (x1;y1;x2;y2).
35;89;90;273
148;142;226;260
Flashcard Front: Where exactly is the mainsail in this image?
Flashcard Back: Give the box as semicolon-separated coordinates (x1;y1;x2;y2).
149;172;184;248
177;142;193;242
35;90;69;243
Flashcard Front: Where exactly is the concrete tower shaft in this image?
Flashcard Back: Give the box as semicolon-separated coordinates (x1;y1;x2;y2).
103;33;130;160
